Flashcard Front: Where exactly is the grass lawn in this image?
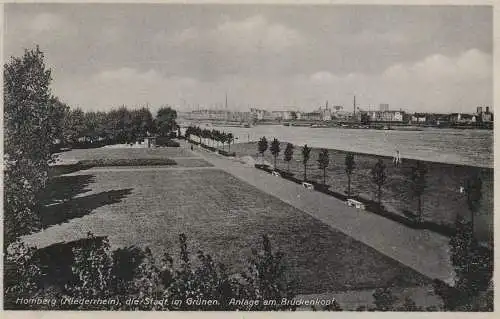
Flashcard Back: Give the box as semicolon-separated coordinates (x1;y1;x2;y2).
25;168;432;294
230;142;493;242
54;145;196;163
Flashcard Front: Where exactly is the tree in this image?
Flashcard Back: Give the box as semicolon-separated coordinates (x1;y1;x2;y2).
62;108;86;144
156;106;177;137
345;153;355;198
257;137;268;162
132;107;154;139
317;149;329;185
301;145;312;181
4;46;59;245
270;138;281;169
371;159;387;206
409;161;427;222
284;143;294;173
227;133;234;152
465;169;482;232
372;288;397;311
48;97;70;146
443;216;494;310
360;112;371;125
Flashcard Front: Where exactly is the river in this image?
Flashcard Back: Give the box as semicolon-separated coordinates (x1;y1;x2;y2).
206;125;493;168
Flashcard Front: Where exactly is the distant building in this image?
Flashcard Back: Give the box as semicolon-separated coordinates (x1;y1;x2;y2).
365;110;404;123
271;110;294;121
181;109;251;122
476;106;493;123
411;113;427;124
300;111;322;121
450;113;476;124
379;104;389;112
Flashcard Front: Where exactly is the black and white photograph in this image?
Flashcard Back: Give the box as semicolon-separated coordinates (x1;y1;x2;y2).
2;2;494;312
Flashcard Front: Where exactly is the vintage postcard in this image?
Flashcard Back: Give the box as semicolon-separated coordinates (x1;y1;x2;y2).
2;1;495;314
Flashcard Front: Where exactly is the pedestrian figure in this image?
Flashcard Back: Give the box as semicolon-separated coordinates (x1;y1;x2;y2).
460;186;465;194
393;150;401;167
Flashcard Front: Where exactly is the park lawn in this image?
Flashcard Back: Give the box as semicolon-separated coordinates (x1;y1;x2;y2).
23;168;432;294
54;145;196;163
230;142;493;242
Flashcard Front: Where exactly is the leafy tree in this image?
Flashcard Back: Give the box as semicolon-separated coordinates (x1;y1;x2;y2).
48;97;70;146
270;138;281;169
4;46;62;245
465;169;482;232
436;216;494;311
131;107;154;139
372;287;397;311
371;159;387;206
360;112;371;125
409;161;427;222
227;133;234;152
156;106;177;137
257;137;268;162
301;144;312;181
317;149;329;185
62;108;86;143
284;143;294;173
345;153;355;198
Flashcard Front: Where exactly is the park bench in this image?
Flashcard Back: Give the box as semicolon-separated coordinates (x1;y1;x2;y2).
346;198;365;210
302;182;314;190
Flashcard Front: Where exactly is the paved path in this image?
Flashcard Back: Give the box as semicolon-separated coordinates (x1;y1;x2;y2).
183;141;454;284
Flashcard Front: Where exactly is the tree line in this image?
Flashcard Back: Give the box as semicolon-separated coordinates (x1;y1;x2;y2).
257;136;483;225
185;126;234;152
256;136;491;310
61;104;178;146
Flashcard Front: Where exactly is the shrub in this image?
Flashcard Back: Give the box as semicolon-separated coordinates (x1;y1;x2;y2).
7;233;298;311
4;241;43;309
156;137;180;147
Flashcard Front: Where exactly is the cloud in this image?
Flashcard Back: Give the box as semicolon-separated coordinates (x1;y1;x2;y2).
51;48;491;114
149;14;305;79
306;49;492;113
169;15;303;53
28;12;66;34
53;68;199;112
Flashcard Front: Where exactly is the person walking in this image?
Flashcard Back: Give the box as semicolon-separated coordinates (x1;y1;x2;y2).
393;150;401;167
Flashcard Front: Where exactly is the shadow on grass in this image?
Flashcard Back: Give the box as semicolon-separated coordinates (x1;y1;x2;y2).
39;188;133;229
32;235;109;288
38;174;96;206
29;238;147;299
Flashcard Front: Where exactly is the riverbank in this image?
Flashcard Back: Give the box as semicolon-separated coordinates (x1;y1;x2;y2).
230;142;493;243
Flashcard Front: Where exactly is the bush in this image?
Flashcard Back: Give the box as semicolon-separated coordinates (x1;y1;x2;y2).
156;137;180;147
6;233;298;311
4;241;43;309
218;150;236;157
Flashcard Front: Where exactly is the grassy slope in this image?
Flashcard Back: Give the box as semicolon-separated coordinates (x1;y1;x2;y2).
230;142;493;242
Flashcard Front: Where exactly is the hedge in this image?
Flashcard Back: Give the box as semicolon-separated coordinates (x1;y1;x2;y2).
156;137;180;147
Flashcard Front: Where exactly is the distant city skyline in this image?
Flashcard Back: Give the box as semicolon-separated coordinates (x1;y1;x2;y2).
4;4;493;114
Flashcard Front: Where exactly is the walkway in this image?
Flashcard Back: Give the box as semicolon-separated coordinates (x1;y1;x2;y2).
183;141;454;284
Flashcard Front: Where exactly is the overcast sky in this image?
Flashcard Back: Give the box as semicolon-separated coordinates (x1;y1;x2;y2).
4;4;493;113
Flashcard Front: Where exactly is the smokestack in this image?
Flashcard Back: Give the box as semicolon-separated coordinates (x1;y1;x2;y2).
353;96;356;115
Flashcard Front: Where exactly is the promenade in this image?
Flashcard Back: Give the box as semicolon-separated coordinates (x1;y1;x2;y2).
185;141;454;284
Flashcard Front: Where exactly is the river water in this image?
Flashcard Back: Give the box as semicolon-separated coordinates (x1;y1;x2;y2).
210;125;493;168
